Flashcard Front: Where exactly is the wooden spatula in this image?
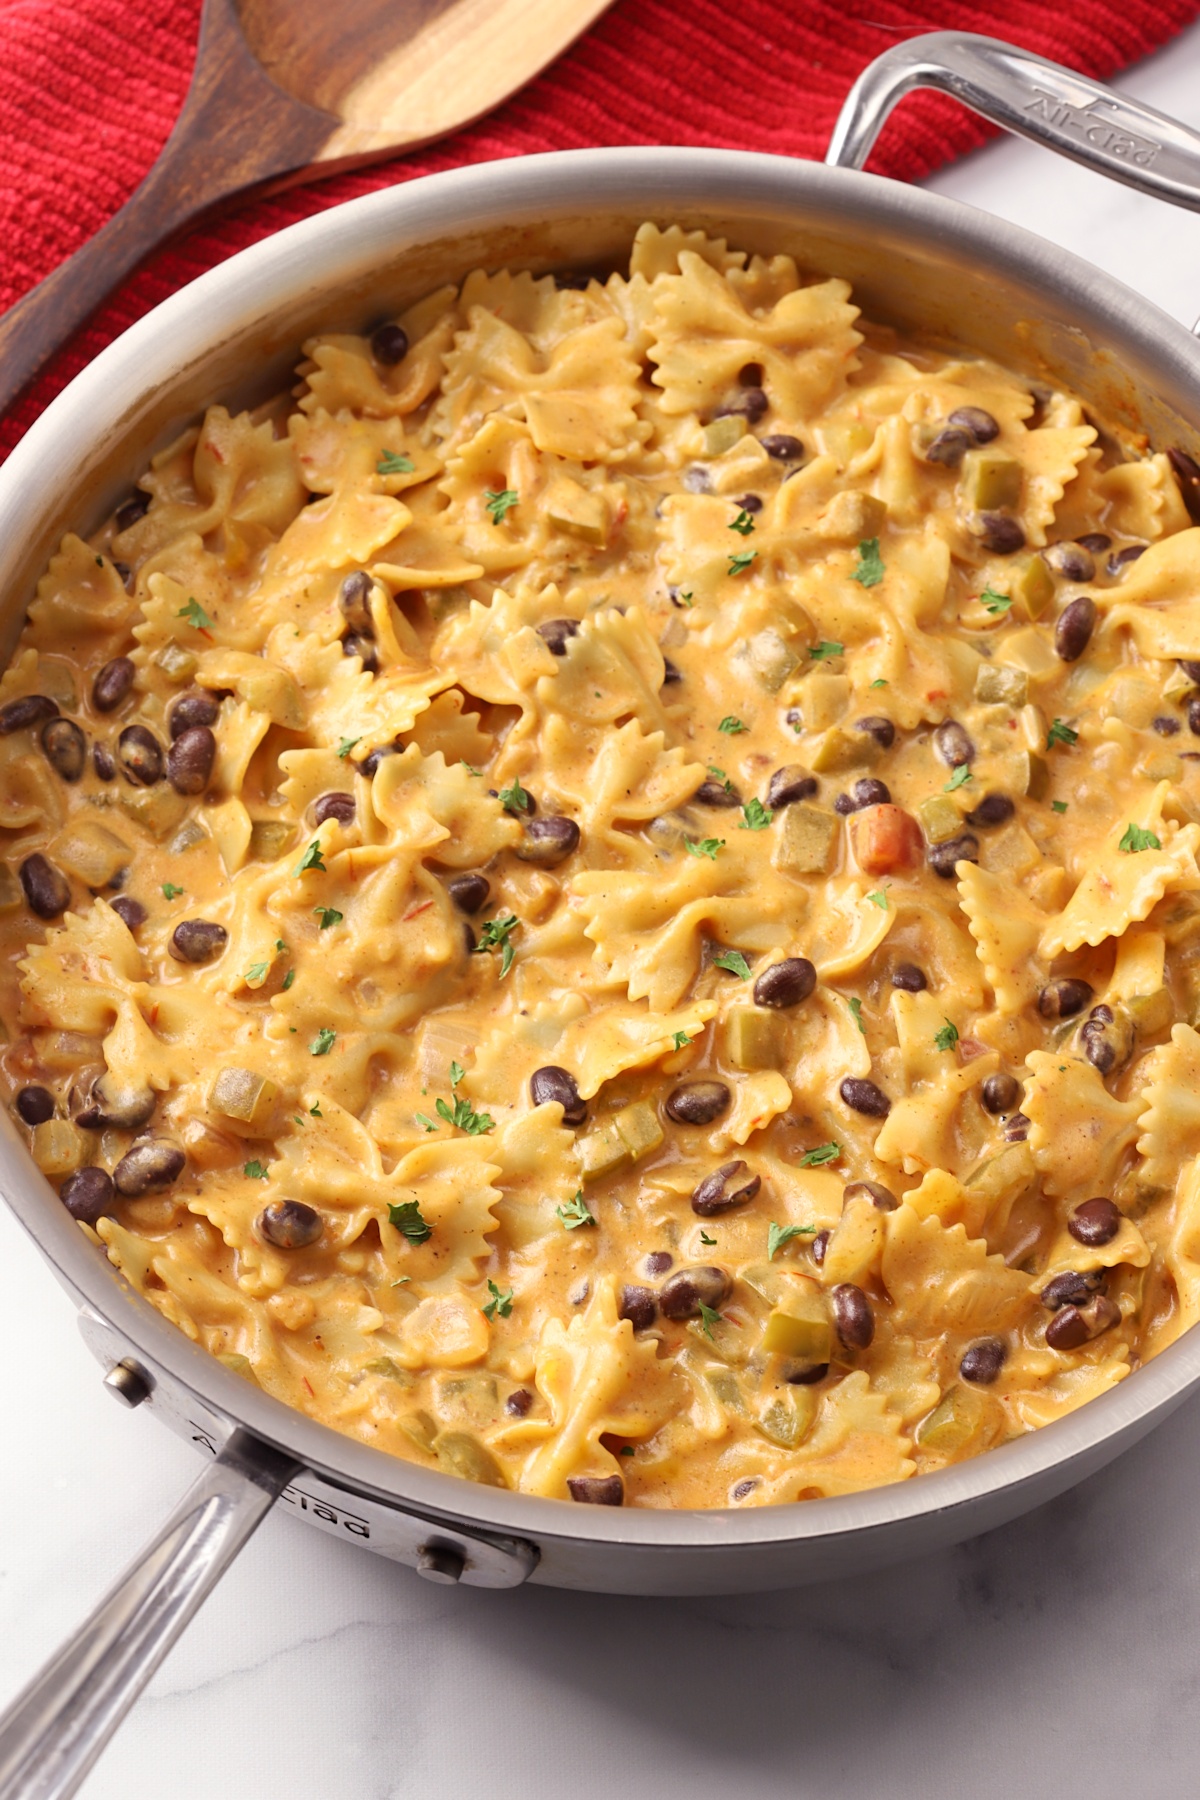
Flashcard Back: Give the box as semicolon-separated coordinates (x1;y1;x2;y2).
0;0;614;418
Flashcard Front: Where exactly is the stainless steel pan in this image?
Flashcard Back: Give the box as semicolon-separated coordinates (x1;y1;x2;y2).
5;31;1200;1797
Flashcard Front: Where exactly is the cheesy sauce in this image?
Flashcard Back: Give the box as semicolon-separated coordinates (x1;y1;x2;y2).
5;221;1200;1510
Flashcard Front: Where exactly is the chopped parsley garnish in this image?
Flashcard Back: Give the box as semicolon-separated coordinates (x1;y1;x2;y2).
450;1061;465;1087
177;597;213;630
980;585;1012;615
388;1200;432;1244
461;761;482;776
727;550;756;576
309;1102;322;1117
245;961;269;985
672;1031;691;1050
798;1142;841;1167
1051;800;1068;814
684;837;724;860
740;798;773;831
1046;718;1079;750
699;1230;717;1245
243;1160;269;1180
161;882;184;900
712;949;752;980
310;1027;337;1056
768;1221;815;1259
498;777;532;814
809;640;844;661
1119;822;1161;853
870;677;889;688
718;715;748;735
337;736;361;759
485;487;519;524
707;764;733;793
934;1019;959;1052
867;890;888;910
557;1190;596;1230
944;763;973;791
415;1112;438;1132
376;450;415;475
482;1280;514;1321
435;1094;495;1135
476;913;520;977
294;838;326;875
696;1301;723;1339
848;996;865;1036
313;906;343;930
729;508;756;537
851;537;885;588
282;969;296;990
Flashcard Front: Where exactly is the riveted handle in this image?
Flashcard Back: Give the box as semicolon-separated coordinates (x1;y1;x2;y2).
827;29;1200;213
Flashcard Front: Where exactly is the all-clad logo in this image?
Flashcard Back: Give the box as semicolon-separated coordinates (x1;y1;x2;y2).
1024;88;1161;167
188;1420;371;1539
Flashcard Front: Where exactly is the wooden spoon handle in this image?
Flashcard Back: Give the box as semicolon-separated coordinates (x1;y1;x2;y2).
0;0;334;421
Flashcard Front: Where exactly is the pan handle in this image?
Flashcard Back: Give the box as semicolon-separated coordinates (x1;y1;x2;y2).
0;1429;296;1800
826;29;1200;214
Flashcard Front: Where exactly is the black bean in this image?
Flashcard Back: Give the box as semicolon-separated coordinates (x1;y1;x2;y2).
16;1085;55;1125
166;689;218;740
662;656;682;685
114;492;150;533
765;765;817;809
110;896;146;932
1168;446;1200;522
1076;533;1111;554
75;1076;156;1132
1045;1306;1090;1352
113;1138;185;1196
811;1229;830;1265
1080;1006;1131;1077
1043;541;1095;582
0;694;58;735
1041;1270;1104;1310
447;873;490;915
41;718;86;782
784;1361;829;1385
20;853;69;919
753;957;816;1009
60;1165;115;1224
731;1477;759;1499
832;1283;875;1349
529;1065;587;1125
659;1265;732;1319
337;570;373;636
313;791;355;826
695;778;742;808
1188;697;1200;739
948;406;1000;444
715;387;767;424
166;725;215;796
692;1160;761;1216
1037;977;1093;1020
567;1475;624;1505
739;363;764;387
107;869;127;893
92;657;136;713
666;1080;731;1125
619;1285;658;1331
645;1251;673;1277
924;426;973;467
360;744;396;779
117;724;164;786
843;1179;898;1211
93;743;115;781
462;922;476;954
760;433;804;461
839;1077;890;1118
927;833;980;878
1068;1197;1121;1247
966;791;1014;829
891;962;927;992
976;512;1026;554
1003;1111;1031;1142
933;720;975;767
505;1387;533;1417
343;634;379;673
517;815;580;867
980;1071;1020;1114
854;715;895;751
960;1338;1007;1384
370;322;409;365
851;777;890;809
1107;543;1146;575
536;618;580;656
833;793;856;816
1054;595;1096;663
1153;715;1181;737
681;468;711;495
169;919;228;964
258;1197;323;1248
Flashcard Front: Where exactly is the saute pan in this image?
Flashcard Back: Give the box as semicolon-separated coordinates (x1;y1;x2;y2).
5;31;1200;1797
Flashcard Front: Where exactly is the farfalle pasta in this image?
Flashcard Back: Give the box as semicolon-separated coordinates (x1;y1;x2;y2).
6;222;1200;1510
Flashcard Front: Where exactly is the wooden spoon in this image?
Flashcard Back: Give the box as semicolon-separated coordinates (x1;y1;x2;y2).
0;0;613;417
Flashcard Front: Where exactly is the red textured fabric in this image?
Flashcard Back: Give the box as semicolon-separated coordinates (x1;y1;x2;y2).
1;0;1198;461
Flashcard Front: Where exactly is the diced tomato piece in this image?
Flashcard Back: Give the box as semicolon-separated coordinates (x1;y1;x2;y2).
850;803;923;874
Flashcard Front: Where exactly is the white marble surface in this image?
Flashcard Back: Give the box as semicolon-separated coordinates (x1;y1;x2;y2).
7;24;1200;1798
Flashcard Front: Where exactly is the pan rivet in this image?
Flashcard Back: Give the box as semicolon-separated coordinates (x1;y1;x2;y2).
416;1543;465;1584
103;1361;151;1408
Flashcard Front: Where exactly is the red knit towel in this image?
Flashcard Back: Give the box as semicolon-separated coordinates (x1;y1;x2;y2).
1;0;1197;460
